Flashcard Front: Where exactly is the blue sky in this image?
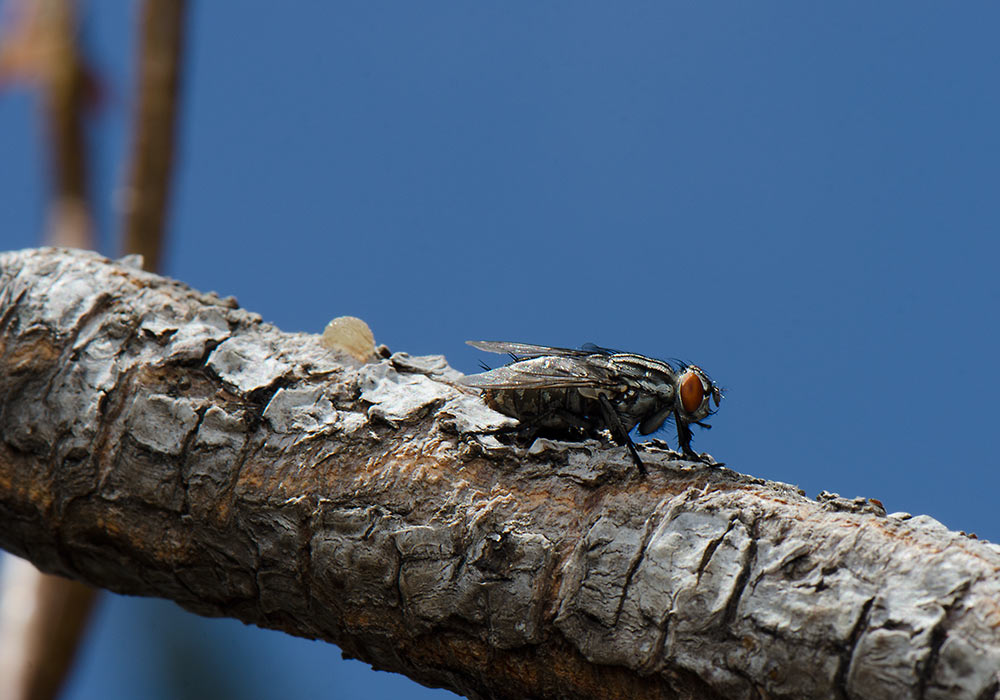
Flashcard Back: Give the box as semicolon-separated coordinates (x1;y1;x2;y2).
2;3;999;698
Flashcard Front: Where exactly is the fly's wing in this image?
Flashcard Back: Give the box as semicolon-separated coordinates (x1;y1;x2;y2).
466;340;594;359
580;343;618;356
460;355;620;390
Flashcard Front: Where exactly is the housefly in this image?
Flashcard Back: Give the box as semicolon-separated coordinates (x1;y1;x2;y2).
461;341;723;475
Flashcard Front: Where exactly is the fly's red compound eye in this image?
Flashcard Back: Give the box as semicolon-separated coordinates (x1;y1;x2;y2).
679;371;705;414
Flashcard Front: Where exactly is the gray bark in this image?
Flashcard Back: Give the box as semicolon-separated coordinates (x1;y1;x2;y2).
1;247;998;700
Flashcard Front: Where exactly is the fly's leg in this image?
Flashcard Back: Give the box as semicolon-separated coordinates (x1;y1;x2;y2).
675;415;696;458
675;414;723;466
598;394;646;476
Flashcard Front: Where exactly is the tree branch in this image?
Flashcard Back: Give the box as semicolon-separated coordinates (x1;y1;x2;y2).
1;247;998;700
121;0;186;272
0;554;95;699
0;0;98;248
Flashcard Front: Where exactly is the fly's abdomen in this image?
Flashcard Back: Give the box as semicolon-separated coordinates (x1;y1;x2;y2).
483;387;597;432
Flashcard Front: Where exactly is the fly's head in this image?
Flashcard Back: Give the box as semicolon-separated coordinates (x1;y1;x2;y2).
676;365;723;423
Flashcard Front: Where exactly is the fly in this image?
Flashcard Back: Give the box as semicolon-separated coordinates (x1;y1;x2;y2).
461;341;723;475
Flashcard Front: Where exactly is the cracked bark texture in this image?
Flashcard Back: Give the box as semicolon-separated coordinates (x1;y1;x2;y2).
1;248;999;700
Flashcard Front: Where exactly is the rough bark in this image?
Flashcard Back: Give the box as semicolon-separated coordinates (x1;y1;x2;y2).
1;247;998;700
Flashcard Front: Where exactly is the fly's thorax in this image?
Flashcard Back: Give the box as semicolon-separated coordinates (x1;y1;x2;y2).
607;354;676;399
613;387;669;434
577;386;618;400
593;354;674;433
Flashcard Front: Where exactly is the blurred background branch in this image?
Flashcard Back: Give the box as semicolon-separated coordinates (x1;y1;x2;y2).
0;0;98;248
121;0;185;273
0;558;96;700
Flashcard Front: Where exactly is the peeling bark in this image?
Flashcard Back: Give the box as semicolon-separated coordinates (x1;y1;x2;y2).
1;247;999;700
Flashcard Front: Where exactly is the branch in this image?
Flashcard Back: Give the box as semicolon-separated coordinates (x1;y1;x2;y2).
121;0;186;272
0;555;95;699
1;247;998;700
0;0;98;248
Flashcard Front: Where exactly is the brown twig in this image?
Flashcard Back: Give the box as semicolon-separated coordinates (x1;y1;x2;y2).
121;0;186;272
0;558;96;700
0;0;97;248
